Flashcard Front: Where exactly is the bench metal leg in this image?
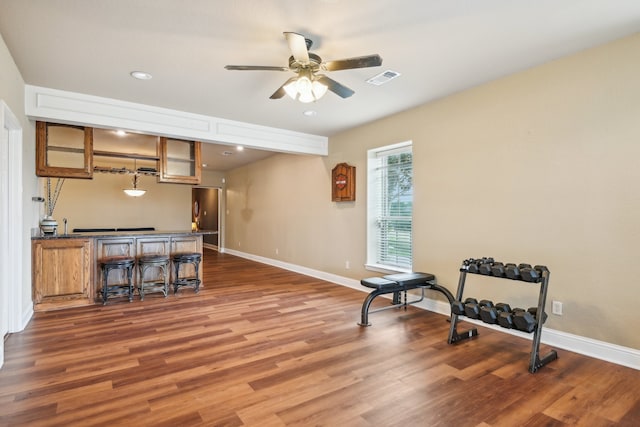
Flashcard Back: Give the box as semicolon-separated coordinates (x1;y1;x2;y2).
358;287;430;326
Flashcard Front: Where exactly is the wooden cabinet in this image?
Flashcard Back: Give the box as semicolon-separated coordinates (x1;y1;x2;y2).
159;137;201;184
137;237;170;256
36;122;201;185
33;233;204;310
36;121;93;178
32;238;93;310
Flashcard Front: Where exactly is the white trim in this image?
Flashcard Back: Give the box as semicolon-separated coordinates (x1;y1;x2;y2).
24;85;328;155
1;100;27;369
225;248;640;371
364;263;411;275
366;140;414;270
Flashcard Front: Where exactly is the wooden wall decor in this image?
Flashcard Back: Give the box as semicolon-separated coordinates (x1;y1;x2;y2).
332;163;356;202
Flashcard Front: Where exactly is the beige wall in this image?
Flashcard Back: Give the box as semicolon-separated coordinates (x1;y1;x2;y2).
0;33;37;318
226;33;640;349
52;172;193;231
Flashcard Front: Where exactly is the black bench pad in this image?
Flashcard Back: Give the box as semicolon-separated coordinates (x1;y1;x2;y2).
361;272;435;292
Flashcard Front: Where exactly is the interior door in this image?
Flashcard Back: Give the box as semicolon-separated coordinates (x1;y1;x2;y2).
192;187;220;249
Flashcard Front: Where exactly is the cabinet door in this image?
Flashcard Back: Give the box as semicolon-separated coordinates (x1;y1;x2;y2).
159;137;201;184
36;121;93;178
137;237;170;284
137;237;170;257
33;239;93;310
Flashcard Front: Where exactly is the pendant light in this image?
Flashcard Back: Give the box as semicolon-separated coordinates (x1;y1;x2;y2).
123;161;146;197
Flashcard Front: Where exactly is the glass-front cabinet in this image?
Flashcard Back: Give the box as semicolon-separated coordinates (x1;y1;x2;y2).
159;137;201;184
36;121;93;178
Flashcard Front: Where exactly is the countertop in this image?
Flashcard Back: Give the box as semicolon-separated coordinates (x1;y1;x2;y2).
32;229;216;240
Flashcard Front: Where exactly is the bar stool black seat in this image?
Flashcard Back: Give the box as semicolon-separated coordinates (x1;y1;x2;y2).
137;254;170;300
172;252;202;294
99;256;135;305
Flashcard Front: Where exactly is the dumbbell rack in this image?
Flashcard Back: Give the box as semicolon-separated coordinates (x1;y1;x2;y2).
447;258;558;373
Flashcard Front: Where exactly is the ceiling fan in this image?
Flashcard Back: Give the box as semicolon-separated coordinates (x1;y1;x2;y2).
224;32;382;103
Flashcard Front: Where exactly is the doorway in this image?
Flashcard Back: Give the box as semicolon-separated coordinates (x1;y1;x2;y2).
192;187;221;250
0;101;24;369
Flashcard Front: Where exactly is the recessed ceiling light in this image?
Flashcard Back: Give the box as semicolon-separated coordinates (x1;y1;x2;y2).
236;145;244;151
303;110;317;117
202;163;208;168
130;71;152;80
115;130;127;137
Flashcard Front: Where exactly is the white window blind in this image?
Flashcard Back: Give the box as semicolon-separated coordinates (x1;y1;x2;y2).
368;142;413;270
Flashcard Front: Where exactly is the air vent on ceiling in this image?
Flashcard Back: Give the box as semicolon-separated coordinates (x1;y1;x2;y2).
366;70;401;86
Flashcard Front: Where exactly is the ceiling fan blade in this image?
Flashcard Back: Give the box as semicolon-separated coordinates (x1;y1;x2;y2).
225;65;289;71
269;77;297;99
322;54;382;71
284;32;310;65
317;75;354;98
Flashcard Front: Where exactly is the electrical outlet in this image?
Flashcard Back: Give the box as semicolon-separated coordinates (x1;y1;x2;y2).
345;260;350;269
275;248;279;255
552;300;563;315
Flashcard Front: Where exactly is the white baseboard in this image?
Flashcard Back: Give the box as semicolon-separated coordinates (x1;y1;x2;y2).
21;305;34;331
223;249;640;371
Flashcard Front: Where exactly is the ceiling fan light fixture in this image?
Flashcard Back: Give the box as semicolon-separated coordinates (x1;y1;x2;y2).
284;75;328;103
283;81;298;99
312;80;328;99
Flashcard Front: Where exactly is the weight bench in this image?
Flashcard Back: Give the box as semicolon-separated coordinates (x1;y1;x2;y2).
358;272;455;326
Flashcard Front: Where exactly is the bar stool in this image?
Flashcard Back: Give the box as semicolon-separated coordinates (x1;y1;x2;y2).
137;254;170;300
172;252;202;294
99;256;135;305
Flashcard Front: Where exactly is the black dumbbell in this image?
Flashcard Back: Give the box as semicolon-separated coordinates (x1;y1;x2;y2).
521;265;549;283
497;307;525;329
464;298;480;319
451;300;465;315
513;307;548;332
479;300;498;324
467;262;480;274
490;262;505;277
479;262;493;275
495;302;512;313
485;302;513;324
514;310;537;332
527;307;548;324
504;263;520;280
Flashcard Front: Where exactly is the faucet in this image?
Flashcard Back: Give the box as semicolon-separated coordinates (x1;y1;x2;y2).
63;218;68;235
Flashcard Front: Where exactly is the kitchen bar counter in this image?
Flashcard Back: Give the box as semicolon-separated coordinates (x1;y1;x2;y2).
32;229;213;240
32;230;211;311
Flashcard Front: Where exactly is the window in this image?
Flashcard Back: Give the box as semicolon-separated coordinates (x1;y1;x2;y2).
367;141;413;271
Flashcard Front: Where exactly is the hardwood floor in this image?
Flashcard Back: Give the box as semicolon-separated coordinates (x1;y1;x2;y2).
1;249;639;426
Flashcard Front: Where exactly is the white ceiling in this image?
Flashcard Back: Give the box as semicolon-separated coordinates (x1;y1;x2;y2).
1;0;639;170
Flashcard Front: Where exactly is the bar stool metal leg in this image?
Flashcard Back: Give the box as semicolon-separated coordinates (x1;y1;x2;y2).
138;255;170;301
100;257;135;305
172;253;202;294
